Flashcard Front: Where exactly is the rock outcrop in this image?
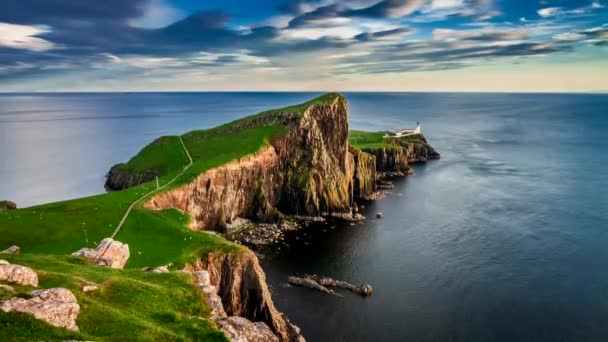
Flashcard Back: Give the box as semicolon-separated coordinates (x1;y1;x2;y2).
0;288;80;331
206;250;304;342
0;261;38;286
216;316;280;342
146;94;375;231
361;134;440;178
192;268;283;342
0;200;17;211
72;238;130;269
105;164;158;191
350;146;377;200
1;245;20;255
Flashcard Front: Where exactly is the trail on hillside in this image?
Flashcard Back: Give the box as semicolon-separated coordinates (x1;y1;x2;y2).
110;136;193;239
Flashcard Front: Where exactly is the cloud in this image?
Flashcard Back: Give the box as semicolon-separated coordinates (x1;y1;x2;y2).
0;23;56;51
354;27;414;41
129;0;185;29
0;0;147;25
344;0;425;18
538;7;561;18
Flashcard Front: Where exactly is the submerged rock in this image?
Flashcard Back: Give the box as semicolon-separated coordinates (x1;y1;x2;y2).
0;288;80;331
287;274;372;297
0;261;38;287
72;238;129;269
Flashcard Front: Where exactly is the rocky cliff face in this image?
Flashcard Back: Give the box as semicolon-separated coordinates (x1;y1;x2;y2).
349;146;377;200
206;250;304;342
105;165;157;191
146;95;374;231
362;135;440;177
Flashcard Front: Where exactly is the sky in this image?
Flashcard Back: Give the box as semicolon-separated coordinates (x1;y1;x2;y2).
0;0;607;92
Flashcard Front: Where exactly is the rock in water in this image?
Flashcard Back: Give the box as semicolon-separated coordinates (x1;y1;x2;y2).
287;276;335;295
0;288;80;331
216;316;280;342
72;238;129;269
288;274;372;297
0;245;20;255
0;261;38;286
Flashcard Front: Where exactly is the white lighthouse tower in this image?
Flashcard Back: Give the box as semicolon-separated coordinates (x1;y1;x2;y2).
415;122;421;134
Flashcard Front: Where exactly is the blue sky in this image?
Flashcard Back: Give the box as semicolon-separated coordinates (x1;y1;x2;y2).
0;0;606;92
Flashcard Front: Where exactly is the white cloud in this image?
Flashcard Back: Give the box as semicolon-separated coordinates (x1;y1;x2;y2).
432;0;464;9
538;7;561;18
553;32;585;41
0;23;56;52
385;0;425;17
129;0;185;29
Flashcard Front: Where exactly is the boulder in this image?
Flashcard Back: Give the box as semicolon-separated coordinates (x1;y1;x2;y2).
216;316;279;342
0;245;20;255
82;285;98;293
0;288;79;331
0;201;17;211
72;238;129;269
0;262;38;287
207;293;227;319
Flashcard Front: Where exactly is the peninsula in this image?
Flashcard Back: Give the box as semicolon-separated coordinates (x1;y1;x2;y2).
0;93;438;341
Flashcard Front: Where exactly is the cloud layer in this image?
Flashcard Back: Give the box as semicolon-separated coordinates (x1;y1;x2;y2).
0;0;606;91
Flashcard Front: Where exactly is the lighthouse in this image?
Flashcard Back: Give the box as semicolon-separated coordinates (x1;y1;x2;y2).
415;122;421;134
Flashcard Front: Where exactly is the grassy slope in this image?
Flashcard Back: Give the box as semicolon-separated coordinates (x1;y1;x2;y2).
349;130;424;149
0;254;227;342
0;93;340;340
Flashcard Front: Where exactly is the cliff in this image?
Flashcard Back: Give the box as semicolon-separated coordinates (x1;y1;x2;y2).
146;94;376;231
205;250;304;342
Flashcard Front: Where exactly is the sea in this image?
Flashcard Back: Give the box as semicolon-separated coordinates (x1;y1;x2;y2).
1;92;607;341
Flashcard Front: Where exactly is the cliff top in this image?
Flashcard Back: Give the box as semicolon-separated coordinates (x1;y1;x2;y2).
349;130;426;149
0;92;344;340
113;93;344;185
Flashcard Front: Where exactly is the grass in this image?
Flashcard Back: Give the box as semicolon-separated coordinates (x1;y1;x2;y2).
0;254;228;341
0;93;340;340
114;136;190;186
349;130;424;149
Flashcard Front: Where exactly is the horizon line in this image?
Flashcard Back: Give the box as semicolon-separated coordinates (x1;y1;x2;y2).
0;90;607;95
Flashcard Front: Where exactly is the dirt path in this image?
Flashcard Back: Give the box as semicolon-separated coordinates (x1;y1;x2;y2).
110;136;193;239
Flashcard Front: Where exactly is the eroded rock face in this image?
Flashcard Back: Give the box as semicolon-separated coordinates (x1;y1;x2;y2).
361;134;440;177
146;95;373;232
350;146;377;200
72;238;129;269
207;251;304;342
216;316;280;342
0;245;20;255
0;288;80;331
0;261;38;286
147;147;281;231
105;163;158;191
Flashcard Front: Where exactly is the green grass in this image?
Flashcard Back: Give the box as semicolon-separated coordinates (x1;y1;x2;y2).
349;130;424;149
0;254;228;341
0;93;340;340
114;136;190;186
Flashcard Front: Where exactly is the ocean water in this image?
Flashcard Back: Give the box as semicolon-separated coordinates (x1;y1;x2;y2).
1;92;607;341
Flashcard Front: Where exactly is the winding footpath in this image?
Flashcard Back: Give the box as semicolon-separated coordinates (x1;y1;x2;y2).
110;136;193;239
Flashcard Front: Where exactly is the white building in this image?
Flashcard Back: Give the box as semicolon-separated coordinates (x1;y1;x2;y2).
394;122;421;137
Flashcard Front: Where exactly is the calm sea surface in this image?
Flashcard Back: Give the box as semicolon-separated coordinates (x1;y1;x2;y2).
1;92;607;341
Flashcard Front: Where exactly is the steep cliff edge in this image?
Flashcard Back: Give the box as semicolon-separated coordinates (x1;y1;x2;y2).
205;250;304;342
146;94;376;231
349;130;440;177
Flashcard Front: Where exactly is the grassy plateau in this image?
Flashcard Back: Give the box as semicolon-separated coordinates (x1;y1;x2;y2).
0;93;342;340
